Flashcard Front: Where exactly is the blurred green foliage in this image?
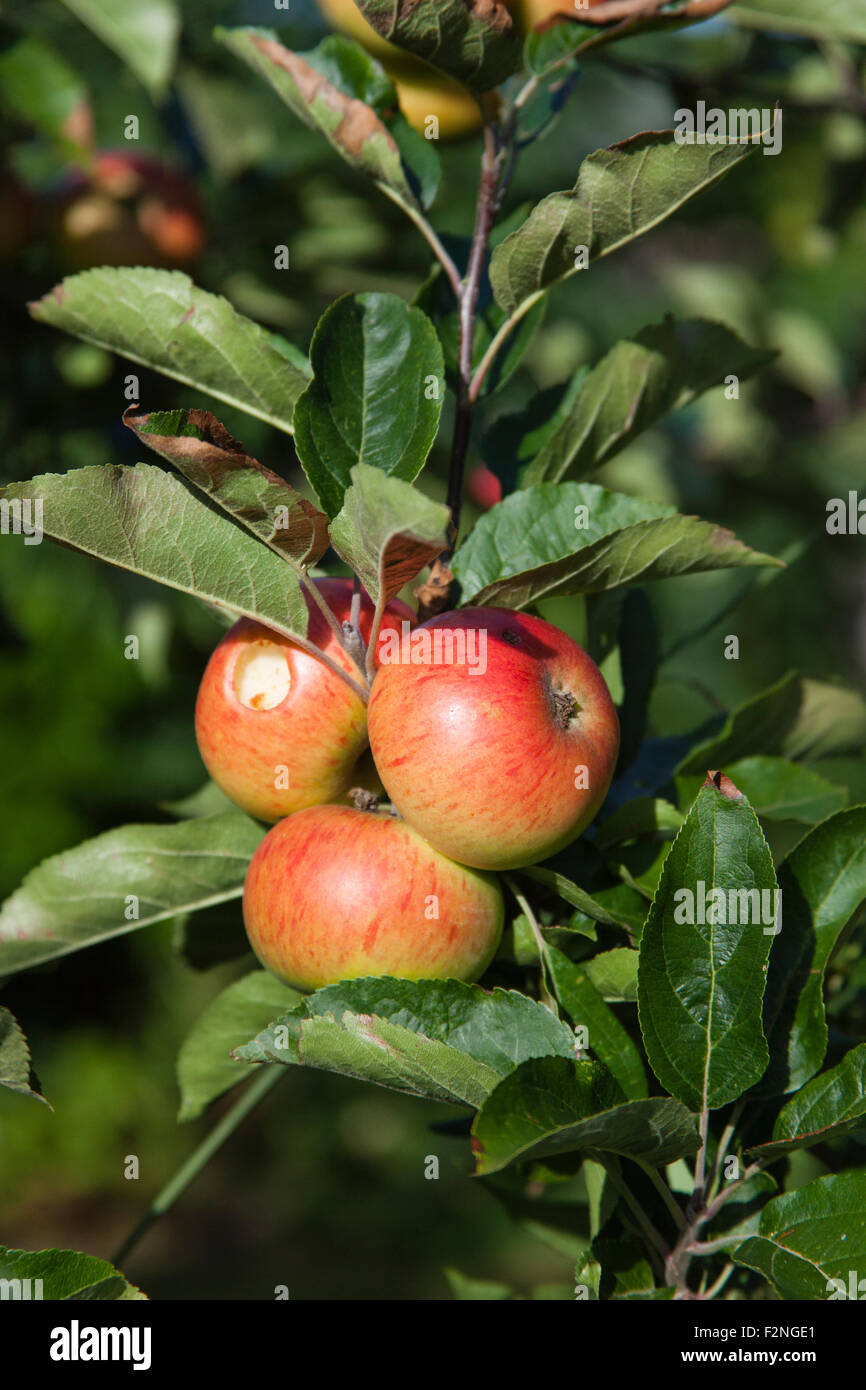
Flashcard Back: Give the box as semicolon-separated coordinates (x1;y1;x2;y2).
0;0;864;1298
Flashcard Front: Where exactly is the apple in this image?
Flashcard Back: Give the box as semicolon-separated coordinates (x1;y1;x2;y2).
243;803;504;989
195;578;413;822
55;151;205;270
517;0;605;28
367;606;619;870
467;465;504;511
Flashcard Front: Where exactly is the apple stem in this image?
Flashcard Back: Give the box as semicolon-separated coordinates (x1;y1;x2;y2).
364;590;387;686
503;874;560;1018
297;571;370;696
110;1065;284;1270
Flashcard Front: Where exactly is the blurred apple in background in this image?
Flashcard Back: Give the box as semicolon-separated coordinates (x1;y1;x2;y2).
54;151;205;269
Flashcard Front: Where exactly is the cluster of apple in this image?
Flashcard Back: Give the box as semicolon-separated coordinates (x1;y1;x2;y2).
195;578;620;992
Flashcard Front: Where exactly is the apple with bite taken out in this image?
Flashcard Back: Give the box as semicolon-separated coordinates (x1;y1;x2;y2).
243;803;505;990
367;606;619;871
195;578;413;822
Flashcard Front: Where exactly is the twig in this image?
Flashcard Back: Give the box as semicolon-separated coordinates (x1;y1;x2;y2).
446;123;504;547
364;590;388;686
636;1159;687;1234
111;1067;283;1269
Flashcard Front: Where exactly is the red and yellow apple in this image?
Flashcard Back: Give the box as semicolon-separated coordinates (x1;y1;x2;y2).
243;804;504;989
195;578;413;822
368;606;619;870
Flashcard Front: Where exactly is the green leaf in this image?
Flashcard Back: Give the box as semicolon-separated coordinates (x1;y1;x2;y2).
217;29;431;209
734;1171;866;1300
0;1008;49;1106
124;407;329;566
177;972;300;1122
748;1044;866;1160
452;482;781;609
472;1057;700;1175
355;0;521;90
0;464;311;642
755;806;866;1097
583;948;639;1002
444;1268;514;1300
595;798;684;852
29;268;308;436
161;781;234;819
730;0;866;44
235;977;577;1106
294;293;444;517
0;36;90;153
0;1245;146;1300
722;756;847;824
329;464;449;606
490;129;760;317
637;780;777;1111
517;866;633;932
522;319;773;486
546;947;648;1100
0;813;264;977
59;0;179;95
676;672;802;777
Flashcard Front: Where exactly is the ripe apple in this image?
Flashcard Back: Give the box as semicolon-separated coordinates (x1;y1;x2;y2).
243;804;504;989
467;465;504;511
195;579;413;822
367;606;619;870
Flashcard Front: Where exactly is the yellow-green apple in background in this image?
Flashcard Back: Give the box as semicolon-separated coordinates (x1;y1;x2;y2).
368;607;620;871
243;804;505;989
195;578;413;822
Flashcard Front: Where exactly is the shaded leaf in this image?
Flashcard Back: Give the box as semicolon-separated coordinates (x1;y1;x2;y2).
59;0;179;96
0;1245;146;1300
582;948;639;1002
0;36;91;153
517;865;632;931
472;1057;699;1175
294;293;444;517
748;1044;866;1160
124;407;329;566
29;268;308;435
546;947;648;1099
0;813;264;977
452;482;781;609
235;977;577;1106
356;0;521;90
734;1171;866;1300
0;464;310;642
754;807;866;1097
637;781;777;1111
490;129;760;317
329;464;449;606
522;319;773;486
177;972;300;1121
723;756;847;824
0;1008;49;1106
730;0;866;44
217;29;430;208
